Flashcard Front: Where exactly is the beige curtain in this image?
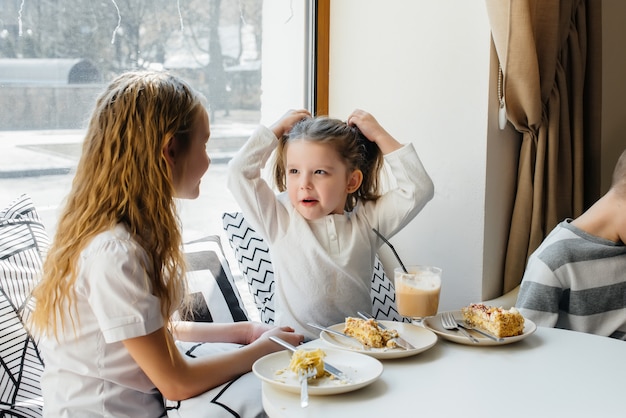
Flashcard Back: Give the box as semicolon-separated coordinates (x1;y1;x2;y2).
485;0;594;293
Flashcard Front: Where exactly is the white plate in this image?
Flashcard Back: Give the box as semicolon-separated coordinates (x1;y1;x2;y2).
252;348;382;395
319;320;438;359
422;310;537;346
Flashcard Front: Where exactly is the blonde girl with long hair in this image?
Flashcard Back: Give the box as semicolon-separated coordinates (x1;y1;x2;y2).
228;109;434;340
31;70;302;417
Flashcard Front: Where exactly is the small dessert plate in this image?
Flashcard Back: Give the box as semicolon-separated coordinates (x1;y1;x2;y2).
253;348;382;395
319;320;437;359
422;310;537;346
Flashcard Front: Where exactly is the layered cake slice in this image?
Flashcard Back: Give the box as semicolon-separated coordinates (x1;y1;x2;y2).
343;317;399;349
461;303;525;338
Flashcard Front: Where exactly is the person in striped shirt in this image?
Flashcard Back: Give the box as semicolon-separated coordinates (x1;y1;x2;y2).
515;149;626;340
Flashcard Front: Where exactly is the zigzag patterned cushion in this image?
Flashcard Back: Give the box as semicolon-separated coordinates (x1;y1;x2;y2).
222;212;409;324
370;255;408;322
0;194;49;418
221;212;275;324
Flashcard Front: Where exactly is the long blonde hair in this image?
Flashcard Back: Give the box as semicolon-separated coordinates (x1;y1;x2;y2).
31;70;204;338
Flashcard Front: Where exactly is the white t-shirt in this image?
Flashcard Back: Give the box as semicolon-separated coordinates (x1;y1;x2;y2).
40;224;166;417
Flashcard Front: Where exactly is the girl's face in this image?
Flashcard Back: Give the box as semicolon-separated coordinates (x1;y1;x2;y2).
285;139;362;220
169;108;211;199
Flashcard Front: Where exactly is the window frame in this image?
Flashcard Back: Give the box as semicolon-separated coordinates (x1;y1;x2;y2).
313;0;330;115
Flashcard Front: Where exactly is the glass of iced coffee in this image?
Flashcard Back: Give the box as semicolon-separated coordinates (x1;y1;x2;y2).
394;265;442;324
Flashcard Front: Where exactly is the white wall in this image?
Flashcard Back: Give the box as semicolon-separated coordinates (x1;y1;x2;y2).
328;1;494;310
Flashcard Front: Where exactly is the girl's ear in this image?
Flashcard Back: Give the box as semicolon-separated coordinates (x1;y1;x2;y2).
163;135;177;169
347;169;363;193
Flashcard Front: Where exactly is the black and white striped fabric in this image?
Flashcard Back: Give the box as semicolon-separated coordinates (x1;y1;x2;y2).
0;194;48;418
222;212;408;323
180;235;249;323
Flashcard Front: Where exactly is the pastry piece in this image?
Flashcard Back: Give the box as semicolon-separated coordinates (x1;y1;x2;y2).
288;348;326;378
461;303;525;338
343;317;399;349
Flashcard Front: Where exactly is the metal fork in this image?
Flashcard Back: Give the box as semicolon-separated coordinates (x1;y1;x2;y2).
298;366;317;408
441;311;479;343
456;320;505;342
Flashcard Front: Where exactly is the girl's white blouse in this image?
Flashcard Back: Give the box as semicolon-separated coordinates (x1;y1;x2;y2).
40;224;165;417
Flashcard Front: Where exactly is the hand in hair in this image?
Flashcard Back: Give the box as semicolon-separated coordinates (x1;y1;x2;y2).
270;109;311;139
347;109;402;154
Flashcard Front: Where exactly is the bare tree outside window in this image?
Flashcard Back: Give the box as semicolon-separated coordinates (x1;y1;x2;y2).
1;0;262;124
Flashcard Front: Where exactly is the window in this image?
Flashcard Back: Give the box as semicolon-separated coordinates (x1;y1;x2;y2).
0;0;322;240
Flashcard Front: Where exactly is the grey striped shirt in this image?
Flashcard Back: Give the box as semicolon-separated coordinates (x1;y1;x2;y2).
516;219;626;340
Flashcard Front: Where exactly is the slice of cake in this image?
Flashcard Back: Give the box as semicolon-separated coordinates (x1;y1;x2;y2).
289;348;326;378
343;317;399;349
461;303;525;338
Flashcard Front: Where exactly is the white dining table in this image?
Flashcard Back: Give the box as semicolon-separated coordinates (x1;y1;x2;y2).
260;326;625;418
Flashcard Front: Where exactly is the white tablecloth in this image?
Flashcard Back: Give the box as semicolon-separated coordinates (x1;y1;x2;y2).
261;326;625;418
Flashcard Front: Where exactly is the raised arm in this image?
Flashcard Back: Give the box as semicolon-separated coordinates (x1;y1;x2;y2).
348;109;434;237
227;109;310;238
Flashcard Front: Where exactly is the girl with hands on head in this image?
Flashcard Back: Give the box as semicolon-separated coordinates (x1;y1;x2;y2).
228;108;434;340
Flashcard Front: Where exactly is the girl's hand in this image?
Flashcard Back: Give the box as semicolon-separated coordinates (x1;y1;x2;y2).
246;323;303;346
270;109;311;139
347;109;402;154
245;326;305;359
261;326;304;347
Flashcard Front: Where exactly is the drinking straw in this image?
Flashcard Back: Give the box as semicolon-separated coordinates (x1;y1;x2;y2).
372;228;408;273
